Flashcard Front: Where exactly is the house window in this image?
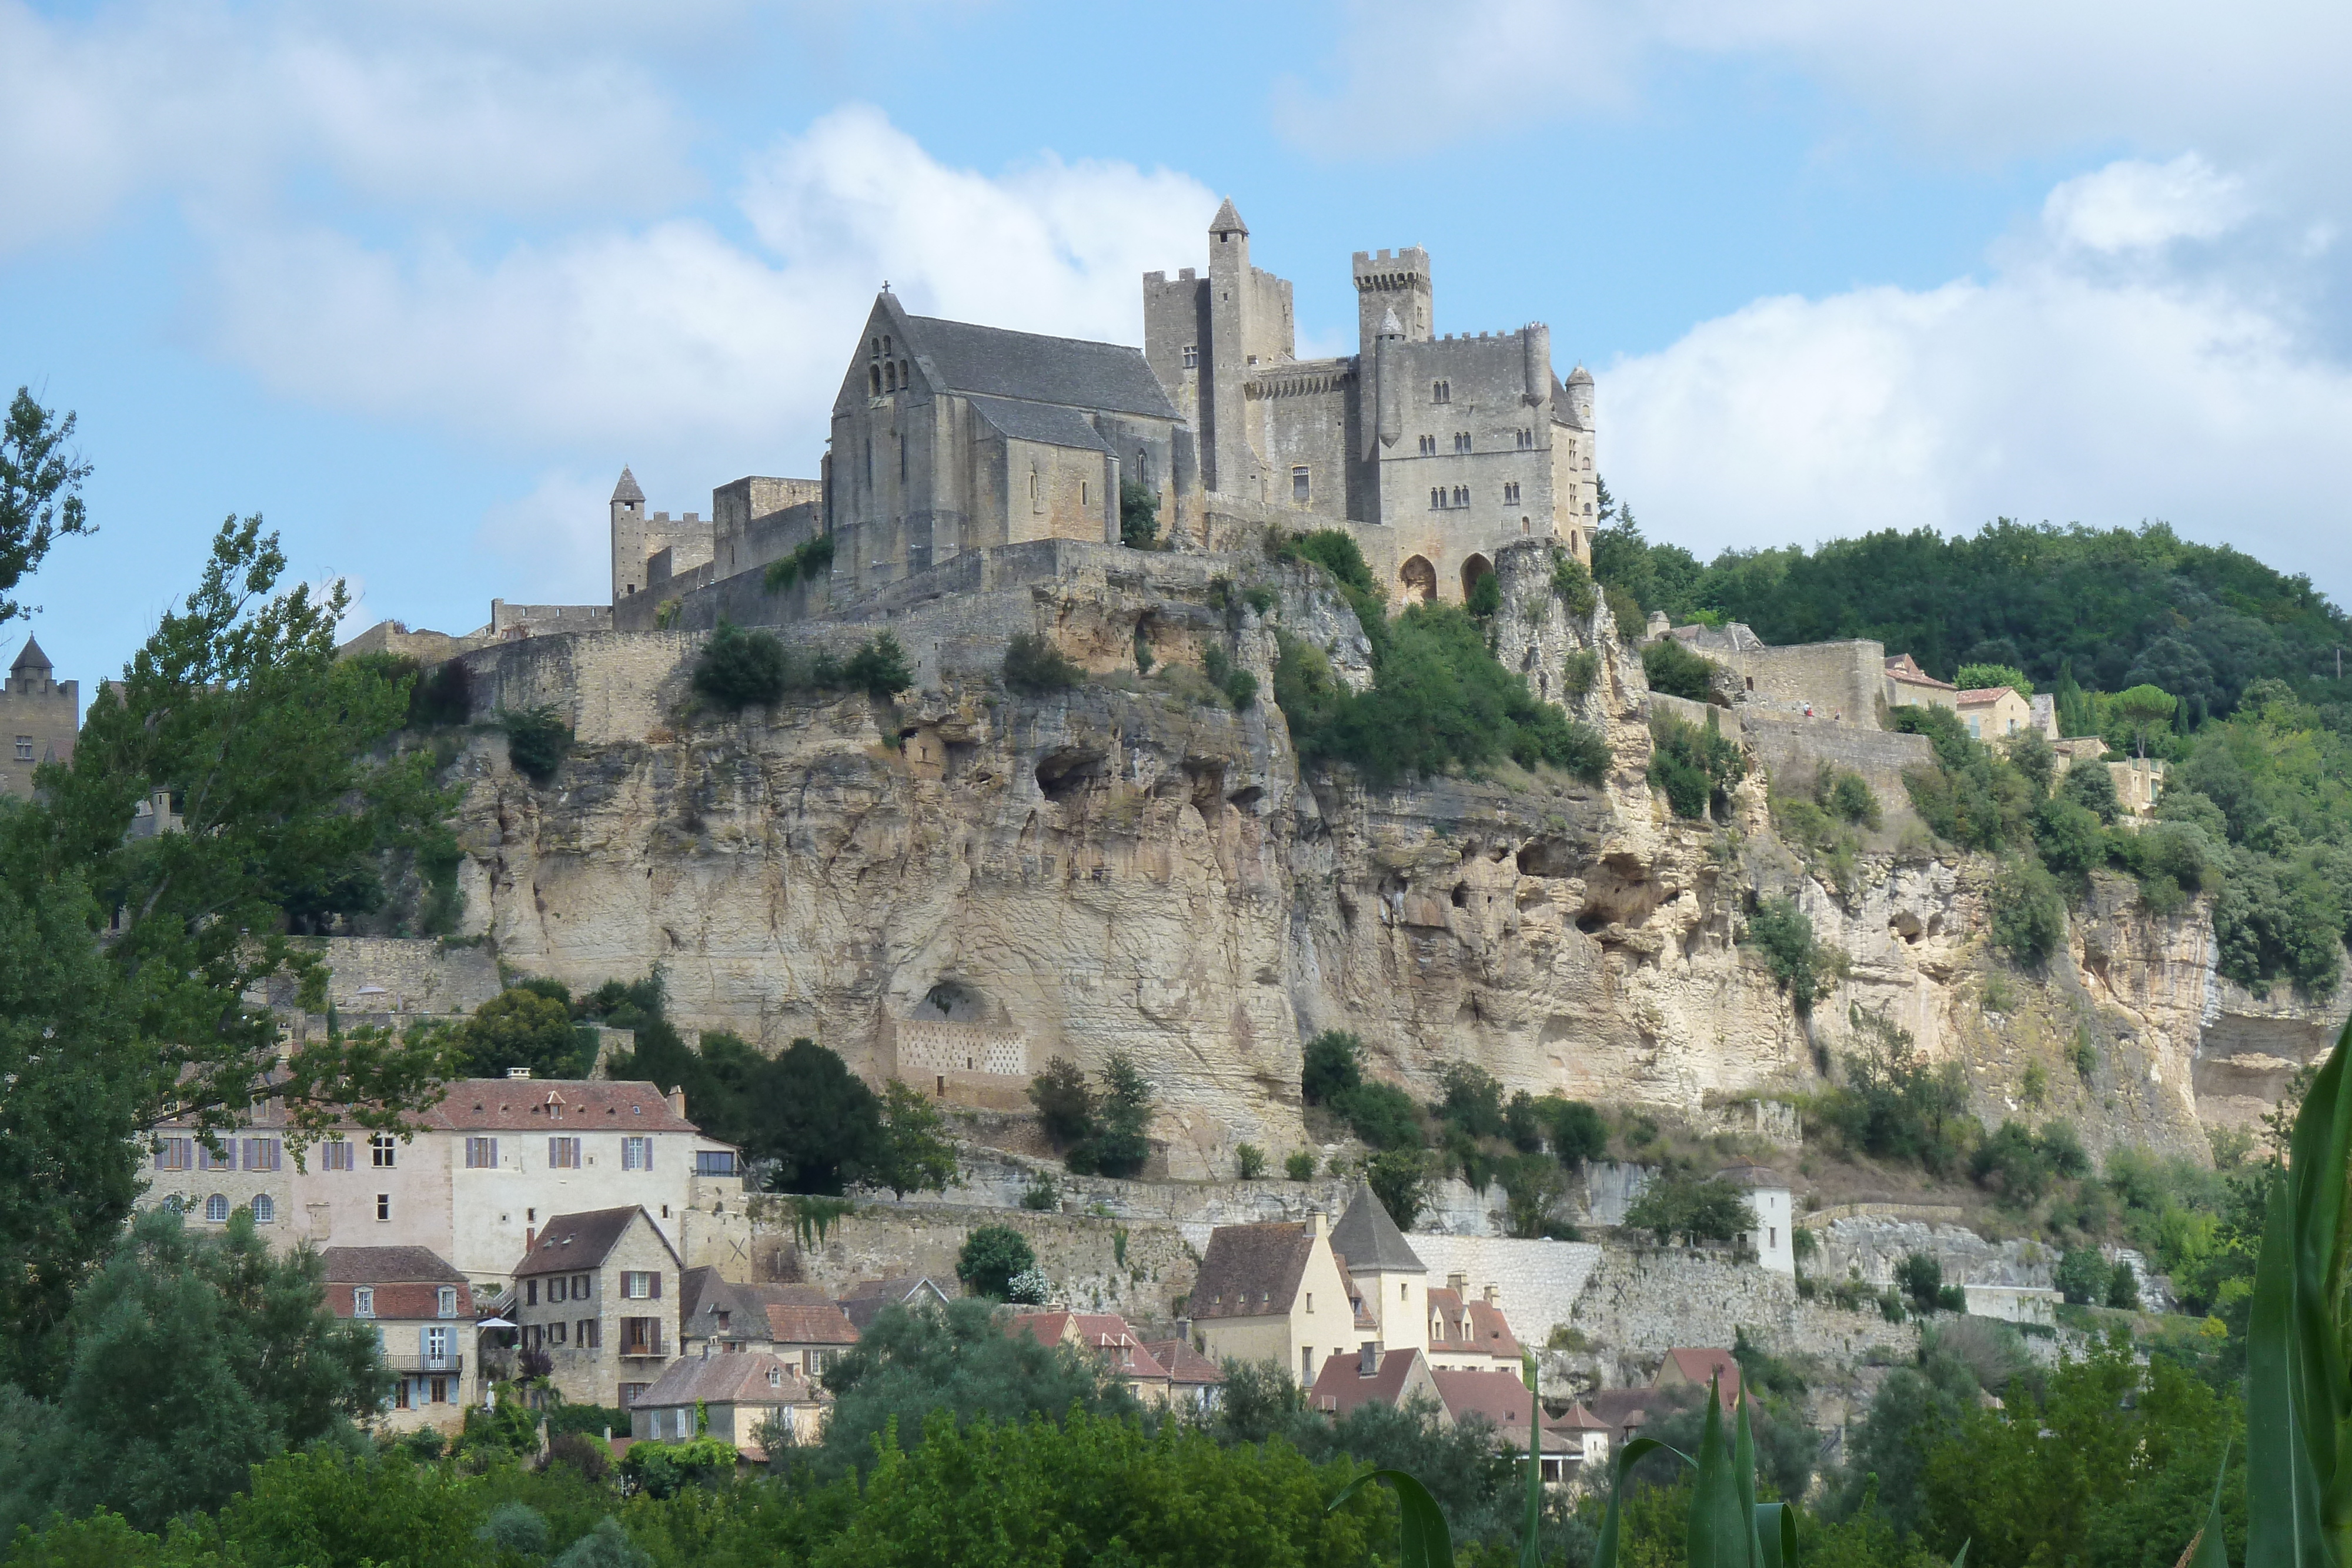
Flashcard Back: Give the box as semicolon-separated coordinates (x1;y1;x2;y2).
205;1193;229;1222
1301;1348;1313;1381
376;1193;391;1222
1452;432;1471;453
1182;345;1199;369
573;1273;591;1298
428;1376;449;1403
549;1137;582;1169
550;1321;568;1346
1305;1292;1313;1311
526;1279;539;1306
395;1379;411;1410
1516;428;1534;450
1429;487;1443;509
1028;470;1041;513
199;1142;233;1172
1432;380;1449;403
1418;434;1436;456
353;1288;375;1318
466;1137;497;1168
623;1136;653;1171
250;1195;274;1224
1291;466;1311;504
696;1150;737;1176
1451;486;1468;507
620;1317;664;1356
243;1138;279;1172
551;1276;568;1303
370;1134;397;1168
438;1286;459;1318
322;1140;353;1171
155;1136;192;1171
621;1271;662;1300
579;1318;600;1349
13;736;31;761
868;365;881;394
1504;482;1521;505
1081;480;1088;507
620;1383;650;1407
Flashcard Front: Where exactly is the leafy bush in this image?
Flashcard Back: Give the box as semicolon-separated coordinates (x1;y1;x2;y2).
1464;570;1501;619
1956;662;2033;697
692;620;788;710
1018;1172;1058;1211
1334;1080;1424;1151
1002;633;1080;694
1536;1095;1609;1167
2062;755;2122;821
1301;1029;1362;1106
1498;1153;1568;1238
409;658;472;727
460;986;594;1079
1200;644;1258;709
1893;703;2037;851
843;632;914;698
2054;1243;2109;1305
1118;479;1158;549
1433;1061;1506;1141
1284;1149;1317;1181
1090;1052;1154;1178
1282;604;1609;784
1648;709;1745;819
1641;636;1719;701
501;704;573;781
1825;769;1881;828
2105;1259;2142;1310
1027;1057;1094;1144
1364;1149;1432;1230
1747;895;1828;1012
761;533;836;593
1244;584;1278;616
1235;1143;1267;1181
1562;647;1599;698
1991;857;2067;964
1551;551;1598;617
1970;1118;2089;1207
956;1223;1038;1300
1812;1010;1973;1175
1622;1168;1754;1245
2031;794;2109;877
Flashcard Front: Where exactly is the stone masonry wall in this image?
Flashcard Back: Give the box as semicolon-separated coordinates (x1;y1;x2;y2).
1563;1245;1916;1388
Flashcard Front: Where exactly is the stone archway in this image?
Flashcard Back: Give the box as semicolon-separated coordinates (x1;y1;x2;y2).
1401;555;1437;605
1460;553;1495;603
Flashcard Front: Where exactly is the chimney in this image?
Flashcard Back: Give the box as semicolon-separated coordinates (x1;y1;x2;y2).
1176;1316;1193;1346
669;1088;688;1118
1484;1284;1500;1308
1308;1211;1327;1241
1448;1271;1467;1294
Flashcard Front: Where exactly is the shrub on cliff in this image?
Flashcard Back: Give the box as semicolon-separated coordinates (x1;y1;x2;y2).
460;987;594;1078
1991;857;2067;964
500;704;572;782
1649;708;1744;819
1622;1167;1753;1246
954;1225;1037;1302
692;620;788;710
1301;1030;1363;1106
1002;633;1080;695
1118;480;1158;550
1641;636;1719;701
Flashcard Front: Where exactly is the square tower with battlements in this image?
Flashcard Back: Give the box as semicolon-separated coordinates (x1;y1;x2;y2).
2;636;77;800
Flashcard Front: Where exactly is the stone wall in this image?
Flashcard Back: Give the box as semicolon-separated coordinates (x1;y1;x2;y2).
1562;1245;1917;1387
280;936;503;1018
1409;1234;1604;1343
1745;714;1932;811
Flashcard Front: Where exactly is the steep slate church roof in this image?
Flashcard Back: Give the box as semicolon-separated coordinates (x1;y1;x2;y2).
900;312;1179;422
1329;1183;1425;1275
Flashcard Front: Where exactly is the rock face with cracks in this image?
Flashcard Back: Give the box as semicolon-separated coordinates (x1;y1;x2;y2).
437;538;2338;1178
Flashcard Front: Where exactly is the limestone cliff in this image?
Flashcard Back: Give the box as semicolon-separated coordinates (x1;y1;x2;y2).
432;537;2337;1176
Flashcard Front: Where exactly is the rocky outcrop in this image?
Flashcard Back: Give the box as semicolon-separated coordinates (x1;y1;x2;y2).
427;537;2327;1176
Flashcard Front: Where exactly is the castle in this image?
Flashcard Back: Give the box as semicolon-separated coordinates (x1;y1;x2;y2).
1;636;78;800
609;203;1598;628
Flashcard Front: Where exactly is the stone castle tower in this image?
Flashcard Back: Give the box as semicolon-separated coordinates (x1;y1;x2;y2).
2;636;78;800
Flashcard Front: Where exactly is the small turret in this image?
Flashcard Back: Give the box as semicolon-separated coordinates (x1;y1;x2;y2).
11;635;52;680
1563;364;1595;431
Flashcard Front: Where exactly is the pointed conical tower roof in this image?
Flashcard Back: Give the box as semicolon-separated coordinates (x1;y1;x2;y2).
1329;1181;1426;1274
1377;306;1405;339
611;467;646;505
1209;197;1249;238
11;634;52;676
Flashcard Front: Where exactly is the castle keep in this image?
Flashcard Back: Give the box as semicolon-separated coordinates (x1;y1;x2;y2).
609;203;1598;629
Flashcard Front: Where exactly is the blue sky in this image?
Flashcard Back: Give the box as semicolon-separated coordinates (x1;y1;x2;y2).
5;0;2349;684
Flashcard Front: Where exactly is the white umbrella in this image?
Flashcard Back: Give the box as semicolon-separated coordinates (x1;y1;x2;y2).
476;1316;518;1329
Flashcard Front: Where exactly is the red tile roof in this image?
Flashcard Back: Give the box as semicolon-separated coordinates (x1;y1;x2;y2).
1656;1348;1742;1407
1431;1367;1539;1434
766;1300;859;1346
514;1206;678;1277
423;1079;702;1134
1007;1312;1171;1381
1307;1348;1435;1419
634;1352;821;1409
1464;1299;1522;1360
323;1246;466;1285
1956;687;2023;706
1549;1400;1610;1433
1141;1339;1226;1387
1885;654;1956;690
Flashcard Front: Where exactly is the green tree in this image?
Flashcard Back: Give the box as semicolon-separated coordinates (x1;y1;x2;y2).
843;633;914;699
1649;709;1745;820
1092;1052;1154;1178
1536;1095;1609;1168
1622;1168;1754;1246
1990;857;2066;964
554;1517;654;1568
500;705;572;782
1956;663;2033;697
460;987;590;1079
1364;1149;1433;1231
1641;637;1719;701
867;1079;959;1199
0;389;93;624
1747;895;1828;1012
756;1039;884;1195
0;1207;386;1533
691;620;788;710
1301;1029;1364;1106
1026;1057;1095;1145
1002;633;1080;695
1498;1153;1567;1239
2113;683;2179;759
955;1223;1037;1301
0;517;457;1388
2054;1245;2109;1305
1118;479;1159;550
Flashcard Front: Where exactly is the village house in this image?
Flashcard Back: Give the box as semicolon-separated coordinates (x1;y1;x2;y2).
143;1076;744;1302
1008;1310;1174;1405
1141;1335;1227;1415
1719;1167;1796;1277
677;1269;860;1377
1885;654;1959;711
1957;684;2034;740
511;1205;683;1410
324;1245;475;1433
1191;1211;1372;1386
1326;1184;1430;1356
1422;1276;1524;1372
838;1275;957;1330
628;1352;827;1457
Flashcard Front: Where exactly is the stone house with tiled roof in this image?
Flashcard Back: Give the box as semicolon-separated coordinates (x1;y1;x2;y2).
1423;1282;1523;1372
1328;1185;1429;1356
1957;684;2034;741
325;1246;475;1434
629;1352;827;1457
141;1076;743;1297
1009;1310;1174;1405
1191;1211;1369;1386
1142;1336;1227;1415
677;1268;859;1378
838;1275;957;1331
1308;1346;1446;1420
512;1205;683;1409
1885;653;1959;711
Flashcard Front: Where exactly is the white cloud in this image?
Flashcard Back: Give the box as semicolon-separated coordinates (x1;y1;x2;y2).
1603;162;2352;603
2042;155;2250;255
199;105;1217;471
0;0;695;253
476;471;620;605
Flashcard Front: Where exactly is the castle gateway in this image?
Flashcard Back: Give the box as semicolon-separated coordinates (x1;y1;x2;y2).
610;202;1596;627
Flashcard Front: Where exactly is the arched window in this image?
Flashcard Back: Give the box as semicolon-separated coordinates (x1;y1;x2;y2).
251;1194;275;1224
883;335;893;355
869;365;881;394
884;362;896;392
205;1194;229;1222
1429;487;1442;509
